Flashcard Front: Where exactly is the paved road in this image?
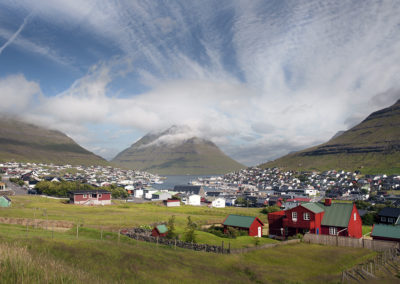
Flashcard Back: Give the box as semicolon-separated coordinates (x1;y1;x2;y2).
2;176;27;195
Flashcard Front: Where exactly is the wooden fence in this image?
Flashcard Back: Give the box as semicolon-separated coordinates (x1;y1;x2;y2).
303;233;399;251
341;247;400;282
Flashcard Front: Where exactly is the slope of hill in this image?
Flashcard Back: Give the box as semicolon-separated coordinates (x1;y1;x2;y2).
0;117;109;166
262;99;400;174
112;126;244;175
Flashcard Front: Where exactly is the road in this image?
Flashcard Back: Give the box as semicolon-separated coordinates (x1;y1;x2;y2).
1;176;27;195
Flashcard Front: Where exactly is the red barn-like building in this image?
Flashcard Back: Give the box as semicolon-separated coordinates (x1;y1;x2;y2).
268;199;362;239
151;224;168;237
223;214;264;237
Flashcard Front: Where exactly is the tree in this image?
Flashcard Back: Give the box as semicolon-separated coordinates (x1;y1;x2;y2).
261;205;281;214
183;216;197;243
166;215;177;239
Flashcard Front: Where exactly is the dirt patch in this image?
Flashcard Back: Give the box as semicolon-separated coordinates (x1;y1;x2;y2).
0;217;73;231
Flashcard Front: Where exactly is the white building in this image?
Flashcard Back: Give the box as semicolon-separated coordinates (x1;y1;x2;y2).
183;194;201;206
211;198;225;208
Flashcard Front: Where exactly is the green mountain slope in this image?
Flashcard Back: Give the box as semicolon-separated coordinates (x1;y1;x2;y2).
261;99;400;174
111;126;244;175
0;117;109;166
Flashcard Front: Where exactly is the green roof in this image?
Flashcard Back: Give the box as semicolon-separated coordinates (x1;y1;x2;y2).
223;214;261;228
301;203;324;214
315;203;354;227
396;217;400;226
371;224;400;239
156;224;168;234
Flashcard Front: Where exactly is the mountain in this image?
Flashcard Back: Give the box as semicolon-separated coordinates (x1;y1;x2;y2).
111;126;244;175
261;99;400;174
0;117;109;166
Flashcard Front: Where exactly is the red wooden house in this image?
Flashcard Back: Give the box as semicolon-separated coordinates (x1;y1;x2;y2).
69;190;111;205
151;224;168;237
268;199;362;239
223;214;264;237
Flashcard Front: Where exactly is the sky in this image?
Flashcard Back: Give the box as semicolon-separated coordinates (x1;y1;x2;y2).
0;0;400;166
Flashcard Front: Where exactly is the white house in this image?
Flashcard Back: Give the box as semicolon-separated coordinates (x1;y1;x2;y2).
164;199;180;207
144;189;158;200
133;188;143;198
211;198;225;208
152;192;172;201
183;194;201;206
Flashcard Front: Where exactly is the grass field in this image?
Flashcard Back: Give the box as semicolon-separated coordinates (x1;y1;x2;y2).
0;222;376;284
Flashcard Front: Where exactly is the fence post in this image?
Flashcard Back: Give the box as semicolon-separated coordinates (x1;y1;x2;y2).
174;238;177;250
222;241;224;253
76;222;79;239
101;226;103;240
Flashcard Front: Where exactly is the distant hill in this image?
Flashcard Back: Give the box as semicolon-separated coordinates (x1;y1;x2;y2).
0;117;109;166
261;99;400;174
112;126;244;175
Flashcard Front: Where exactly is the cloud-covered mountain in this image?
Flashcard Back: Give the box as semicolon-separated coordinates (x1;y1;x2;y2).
262;98;400;174
112;125;244;175
0;116;109;166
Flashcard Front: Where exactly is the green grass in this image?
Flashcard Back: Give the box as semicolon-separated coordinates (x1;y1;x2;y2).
362;225;372;236
0;222;376;284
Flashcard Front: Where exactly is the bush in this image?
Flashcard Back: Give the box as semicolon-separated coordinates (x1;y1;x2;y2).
183;216;197;243
261;206;281;214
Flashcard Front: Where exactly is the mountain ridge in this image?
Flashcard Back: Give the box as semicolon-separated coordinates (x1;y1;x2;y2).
112;126;244;175
261;98;400;174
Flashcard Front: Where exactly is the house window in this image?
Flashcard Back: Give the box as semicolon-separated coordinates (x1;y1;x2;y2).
292;212;297;221
83;194;87;198
354;213;356;221
98;194;102;198
381;216;386;222
303;212;310;220
388;218;394;223
329;227;337;235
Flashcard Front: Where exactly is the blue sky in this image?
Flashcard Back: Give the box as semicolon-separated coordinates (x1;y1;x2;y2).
0;0;400;165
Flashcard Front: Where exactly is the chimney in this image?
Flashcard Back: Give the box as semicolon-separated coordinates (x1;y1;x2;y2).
324;198;332;206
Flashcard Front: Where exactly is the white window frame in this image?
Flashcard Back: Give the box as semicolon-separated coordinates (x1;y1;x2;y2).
354;213;356;221
381;216;386;222
98;194;102;198
329;227;337;235
83;194;87;198
388;218;394;223
303;212;310;221
292;212;297;222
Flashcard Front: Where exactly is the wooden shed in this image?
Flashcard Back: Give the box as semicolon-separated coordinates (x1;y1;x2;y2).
151;224;168;237
223;214;264;237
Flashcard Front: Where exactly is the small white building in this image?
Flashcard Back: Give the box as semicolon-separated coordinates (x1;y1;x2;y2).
211;198;226;208
164;199;180;207
183;194;201;206
152;192;172;201
133;188;143;198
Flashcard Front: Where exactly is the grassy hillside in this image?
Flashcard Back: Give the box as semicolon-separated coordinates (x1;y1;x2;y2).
262;99;400;174
112;128;244;175
0;196;377;283
0;117;109;166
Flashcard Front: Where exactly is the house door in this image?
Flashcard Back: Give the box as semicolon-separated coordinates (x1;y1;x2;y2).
316;228;319;235
258;226;262;237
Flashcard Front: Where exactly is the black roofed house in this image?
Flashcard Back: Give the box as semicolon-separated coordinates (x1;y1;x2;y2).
173;185;205;197
377;207;400;225
223;214;264;237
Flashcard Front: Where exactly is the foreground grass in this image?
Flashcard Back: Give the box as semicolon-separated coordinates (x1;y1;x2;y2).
0;223;376;284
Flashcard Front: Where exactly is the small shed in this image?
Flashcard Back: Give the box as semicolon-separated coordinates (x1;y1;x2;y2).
164;199;180;207
0;196;11;207
151;224;168;237
223;214;264;237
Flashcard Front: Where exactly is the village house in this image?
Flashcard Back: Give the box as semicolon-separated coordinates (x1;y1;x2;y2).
174;185;205;197
377;207;400;225
223;214;264;237
211;197;226;208
163;199;180;207
268;198;362;238
151;224;168;237
0;196;11;207
69;190;111;205
182;194;201;206
371;224;400;243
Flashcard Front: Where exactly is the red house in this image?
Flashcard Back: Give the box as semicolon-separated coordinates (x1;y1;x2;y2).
151;224;168;237
69;190;111;205
268;199;362;239
223;214;264;237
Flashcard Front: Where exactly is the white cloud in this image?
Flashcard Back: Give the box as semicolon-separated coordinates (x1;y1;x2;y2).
1;1;400;165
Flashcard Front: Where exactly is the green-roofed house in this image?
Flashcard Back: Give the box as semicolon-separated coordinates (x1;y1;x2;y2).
0;195;11;207
268;198;363;239
371;224;400;243
151;224;168;237
223;214;264;237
